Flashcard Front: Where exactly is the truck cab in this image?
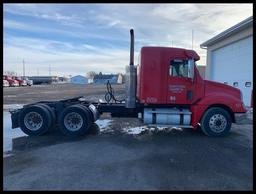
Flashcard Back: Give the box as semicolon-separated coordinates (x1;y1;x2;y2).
3;76;10;87
4;75;19;87
136;47;247;136
137;47;203;105
21;76;33;86
12;76;27;86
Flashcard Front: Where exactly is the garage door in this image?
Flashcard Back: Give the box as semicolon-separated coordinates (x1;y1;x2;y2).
210;36;253;106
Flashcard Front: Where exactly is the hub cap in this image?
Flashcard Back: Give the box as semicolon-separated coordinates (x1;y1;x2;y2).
24;112;43;131
64;112;83;131
209;114;227;133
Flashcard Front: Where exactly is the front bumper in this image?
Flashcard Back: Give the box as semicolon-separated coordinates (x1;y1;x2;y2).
11;83;19;87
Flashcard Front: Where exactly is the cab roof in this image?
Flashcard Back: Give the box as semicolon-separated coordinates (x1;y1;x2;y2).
141;46;200;61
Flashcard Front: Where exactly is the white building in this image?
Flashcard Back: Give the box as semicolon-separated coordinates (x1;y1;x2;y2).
88;78;94;84
200;16;253;106
197;65;206;79
70;75;88;84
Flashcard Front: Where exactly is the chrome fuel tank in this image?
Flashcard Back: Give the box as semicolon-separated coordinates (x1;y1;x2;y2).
143;108;191;125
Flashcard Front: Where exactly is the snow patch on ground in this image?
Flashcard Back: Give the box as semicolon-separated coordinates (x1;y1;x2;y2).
3;152;14;158
3;112;27;156
122;126;183;135
123;126;148;135
95;119;113;132
3;104;24;111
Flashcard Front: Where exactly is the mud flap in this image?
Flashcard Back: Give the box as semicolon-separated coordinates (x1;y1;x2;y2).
10;110;20;129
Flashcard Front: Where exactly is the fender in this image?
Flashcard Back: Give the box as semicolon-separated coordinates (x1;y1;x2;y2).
190;93;246;128
198;93;246;112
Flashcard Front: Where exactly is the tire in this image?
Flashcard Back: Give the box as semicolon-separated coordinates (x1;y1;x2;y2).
77;105;94;128
58;104;92;136
18;105;52;136
200;107;232;137
37;104;56;131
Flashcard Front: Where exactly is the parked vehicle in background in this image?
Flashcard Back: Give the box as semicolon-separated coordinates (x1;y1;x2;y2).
3;79;10;87
21;76;33;86
28;76;59;85
12;76;27;86
3;75;19;87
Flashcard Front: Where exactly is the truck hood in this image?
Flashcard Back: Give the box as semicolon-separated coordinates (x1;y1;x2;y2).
204;80;242;100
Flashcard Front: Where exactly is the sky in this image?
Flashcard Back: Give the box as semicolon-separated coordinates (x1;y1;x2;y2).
3;3;253;77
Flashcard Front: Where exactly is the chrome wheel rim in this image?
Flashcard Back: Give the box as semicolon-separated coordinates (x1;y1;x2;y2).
209;114;227;133
64;112;83;131
24;112;43;131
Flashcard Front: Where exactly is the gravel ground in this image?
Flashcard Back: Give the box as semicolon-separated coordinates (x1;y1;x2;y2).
3;83;125;104
3;83;253;190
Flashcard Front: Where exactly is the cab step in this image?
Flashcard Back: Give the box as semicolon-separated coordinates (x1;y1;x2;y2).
147;124;193;128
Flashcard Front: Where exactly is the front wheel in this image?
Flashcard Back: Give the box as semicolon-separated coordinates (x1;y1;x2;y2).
200;107;232;137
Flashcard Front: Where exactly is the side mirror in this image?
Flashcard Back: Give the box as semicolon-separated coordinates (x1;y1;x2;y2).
187;59;194;81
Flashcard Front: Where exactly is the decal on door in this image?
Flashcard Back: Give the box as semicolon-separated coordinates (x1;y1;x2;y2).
169;85;186;93
170;96;176;101
146;97;158;103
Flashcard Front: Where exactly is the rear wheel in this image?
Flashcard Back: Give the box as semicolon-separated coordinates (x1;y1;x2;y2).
18;105;52;136
37;104;56;131
58;104;92;136
200;107;232;137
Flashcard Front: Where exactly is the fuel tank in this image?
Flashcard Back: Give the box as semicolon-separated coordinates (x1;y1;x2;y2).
143;108;191;125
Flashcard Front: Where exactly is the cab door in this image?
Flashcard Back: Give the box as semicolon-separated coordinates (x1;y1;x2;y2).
167;59;195;105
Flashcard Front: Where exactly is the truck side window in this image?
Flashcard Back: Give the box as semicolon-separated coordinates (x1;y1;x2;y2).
169;60;189;78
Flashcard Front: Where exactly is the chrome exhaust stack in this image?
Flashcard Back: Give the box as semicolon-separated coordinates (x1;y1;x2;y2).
125;29;137;108
129;29;134;66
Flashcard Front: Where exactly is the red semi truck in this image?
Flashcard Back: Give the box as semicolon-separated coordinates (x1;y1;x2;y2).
3;76;10;87
4;75;19;87
10;29;247;137
12;76;27;86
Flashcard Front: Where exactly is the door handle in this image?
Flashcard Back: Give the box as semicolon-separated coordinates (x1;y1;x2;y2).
187;90;193;100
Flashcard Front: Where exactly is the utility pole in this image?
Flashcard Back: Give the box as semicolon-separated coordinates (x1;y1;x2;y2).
23;59;25;77
192;29;194;50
